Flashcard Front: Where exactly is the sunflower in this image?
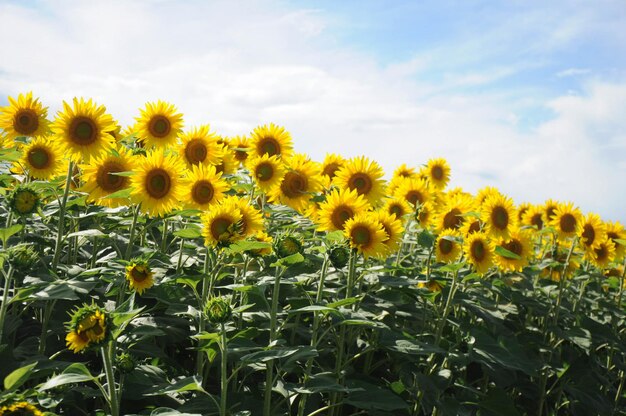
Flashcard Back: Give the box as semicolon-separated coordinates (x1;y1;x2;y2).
125;260;155;295
587;239;616;270
517;202;532;223
228;135;251;164
343;212;388;259
130;149;185;217
51;97;117;161
177;125;223;167
521;205;545;231
550;202;582;240
269;153;323;213
543;199;560;223
541;249;582;281
0;401;44;416
134;100;183;149
481;193;517;240
333;156;386;206
605;221;626;261
417;202;435;228
80;146;135;208
316;187;370;232
434;194;474;233
388;163;418;194
435;231;462;263
0;91;50;141
417;279;443;292
463;232;494;275
247;154;286;193
424;158;451;190
320;153;345;187
65;304;111;353
393;177;431;208
494;229;533;273
200;197;244;247
20;137;65;180
181;163;229;210
8;185;40;216
250;123;293;159
578;213;607;251
214;146;238;175
375;210;405;254
231;196;264;238
460;217;482;236
383;197;413;220
247;230;273;257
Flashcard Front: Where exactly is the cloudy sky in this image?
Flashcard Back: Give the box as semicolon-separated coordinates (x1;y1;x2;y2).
1;0;625;221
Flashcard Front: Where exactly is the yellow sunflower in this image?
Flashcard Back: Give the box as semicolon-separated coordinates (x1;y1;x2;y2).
125;261;155;295
541;249;582;281
130;149;185;217
517;202;532;223
51;97;117;161
393;177;431;208
0;401;44;416
0;91;50;141
578;213;607;251
247;230;274;257
382;197;413;220
550;202;582;241
521;205;545;231
320;153;345;187
228;135;251;165
201;197;244;247
544;199;560;223
333;156;386;206
80;146;135;208
481;193;517;240
247;154;286;193
316;187;370;232
417;201;435;229
343;212;388;259
181;163;229;210
435;231;462;264
214;145;238;175
587;239;616;270
250;123;293;159
605;221;626;261
375;210;405;254
387;163;418;194
177;125;223;167
434;194;474;233
475;186;502;208
65;330;90;354
494;229;533;273
134;100;184;149
460;217;483;236
424;157;451;190
19;137;65;180
269;153;323;213
463;232;494;275
231;196;264;238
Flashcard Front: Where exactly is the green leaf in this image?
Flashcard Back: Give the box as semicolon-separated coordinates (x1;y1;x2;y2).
417;230;435;248
39;363;96;391
437;262;465;273
0;224;23;245
271;252;304;267
327;297;360;309
66;229;106;239
478;388;522;416
345;379;409;411
325;230;345;243
495;245;522;260
228;240;272;253
390;380;406;394
4;362;37;391
614;238;626;246
241;347;301;363
288;305;340;315
146;376;207;396
110;171;135;177
173;226;203;239
112;307;145;327
103;188;132;200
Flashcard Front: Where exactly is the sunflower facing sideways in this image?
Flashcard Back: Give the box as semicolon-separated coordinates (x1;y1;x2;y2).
434;194;474;233
316;187;370;232
578;213;607;252
247;154;285;193
130;149;185;217
375;210;405;254
181;163;229;210
231;196;264;238
125;260;155;295
51;97;117;161
269;153;323;213
521;204;545;231
494;229;533;273
481;193;517;240
19;137;65;180
80;146;135;208
177;125;223;167
333;156;386;206
343;212;388;259
320;153;345;187
605;221;626;261
0;91;50;141
134;100;183;149
250;123;293;159
65;304;111;353
435;231;462;264
0;401;44;416
586;239;616;270
463;232;494;275
424;157;451;190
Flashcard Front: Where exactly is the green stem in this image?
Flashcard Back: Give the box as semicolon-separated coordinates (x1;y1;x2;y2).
124;205;141;260
51;161;74;271
220;323;228;416
264;266;284;416
552;237;578;327
196;247;212;378
434;269;459;347
0;265;14;343
161;218;168;253
101;344;119;416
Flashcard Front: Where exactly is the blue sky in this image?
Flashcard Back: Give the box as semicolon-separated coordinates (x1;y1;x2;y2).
1;0;625;221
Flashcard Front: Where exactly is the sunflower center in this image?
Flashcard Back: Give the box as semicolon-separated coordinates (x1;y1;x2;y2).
280;171;307;198
256;162;274;181
438;238;453;255
502;239;522;256
546;206;557;220
531;214;544;230
595;244;608;261
431;165;444;181
331;205;354;230
406;190;425;206
582;224;595;246
468;220;481;234
471;240;486;261
69;116;98;145
210;217;232;240
145;168;172;199
191;180;215;205
14;109;39;135
130;265;150;282
184;139;208;164
27;147;51;169
351;225;371;246
491;206;509;230
389;203;405;217
149;115;171;138
96;161;126;192
559;214;576;233
258;137;280;156
322;162;340;179
443;208;463;230
349;173;373;195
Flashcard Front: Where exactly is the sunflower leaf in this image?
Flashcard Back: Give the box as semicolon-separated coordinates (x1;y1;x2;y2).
0;224;23;245
174;226;203;239
4;362;38;391
495;245;522;260
102;188;132;200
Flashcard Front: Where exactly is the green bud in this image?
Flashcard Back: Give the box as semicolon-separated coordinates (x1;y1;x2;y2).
274;235;303;258
8;184;40;216
116;352;136;374
7;244;38;273
206;297;232;324
329;245;350;269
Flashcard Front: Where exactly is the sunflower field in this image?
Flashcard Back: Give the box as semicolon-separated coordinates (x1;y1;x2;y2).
0;92;625;416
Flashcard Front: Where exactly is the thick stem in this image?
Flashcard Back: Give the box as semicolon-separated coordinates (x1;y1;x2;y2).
264;266;284;416
220;323;228;416
101;344;119;416
51;161;74;271
0;265;14;342
196;247;212;378
124;205;141;260
160;218;168;253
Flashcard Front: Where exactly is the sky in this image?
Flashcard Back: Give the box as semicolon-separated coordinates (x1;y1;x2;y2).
1;0;625;222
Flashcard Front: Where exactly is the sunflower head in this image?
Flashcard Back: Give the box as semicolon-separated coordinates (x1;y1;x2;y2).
481;193;517;240
606;221;626;261
6;244;39;275
463;232;494;275
333;156;386;206
418;279;443;293
246;231;274;257
232;196;264;238
8;184;40;216
0;401;44;416
494;229;532;273
316;187;370;232
434;194;474;233
587;239;616;270
80;146;135;208
20;137;65;180
66;304;112;353
393;177;431;208
321;153;346;187
125;260;155;295
228;135;251;164
578;213;607;250
343;212;388;259
424;158;451;190
475;186;502;207
134;100;184;149
205;297;232;324
383;197;413;220
375;210;405;254
116;352;137;374
250;123;293;159
178;125;223;166
201;197;244;248
275;234;304;258
435;231;462;264
247;154;286;193
550;202;582;240
0;91;50;141
268;153;323;213
329;244;351;269
214;145;238;175
521;205;545;231
182;163;229;210
544;199;560;223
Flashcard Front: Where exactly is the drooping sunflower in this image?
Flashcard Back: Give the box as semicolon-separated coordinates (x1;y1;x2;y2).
333;156;386;206
578;213;607;251
521;205;545;231
435;231;462;263
80;146;135;208
343;212;388;259
0;401;44;416
605;221;626;261
269;153;323;212
320;153;345;187
316;187;370;232
125;260;155;295
463;232;494;275
247;154;286;193
130;149;185;217
65;304;111;353
587;239;616;270
481;193;517;240
250;123;293;159
382;197;413;220
231;196;264;238
177;125;223;167
134;100;183;149
228;135;251;165
20;137;65;180
424;157;451;190
51;97;117;161
181;163;229;210
550;202;582;241
494;229;533;273
200;197;244;247
0;91;50;141
375;210;405;254
393;177;431;208
433;193;474;233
